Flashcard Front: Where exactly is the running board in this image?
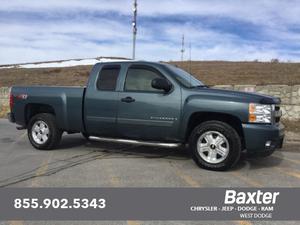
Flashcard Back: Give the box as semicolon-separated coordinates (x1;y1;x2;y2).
89;136;182;148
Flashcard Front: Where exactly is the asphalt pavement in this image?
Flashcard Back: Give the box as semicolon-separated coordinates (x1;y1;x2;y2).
0;119;300;225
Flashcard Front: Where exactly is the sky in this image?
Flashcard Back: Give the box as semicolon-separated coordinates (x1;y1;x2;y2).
1;0;300;64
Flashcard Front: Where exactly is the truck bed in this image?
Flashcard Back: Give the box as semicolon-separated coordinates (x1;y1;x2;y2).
11;86;86;132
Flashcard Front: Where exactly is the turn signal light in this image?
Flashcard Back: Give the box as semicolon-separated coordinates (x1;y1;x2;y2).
249;114;256;122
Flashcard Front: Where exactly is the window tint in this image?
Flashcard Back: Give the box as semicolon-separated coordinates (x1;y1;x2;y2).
97;66;120;91
125;67;163;92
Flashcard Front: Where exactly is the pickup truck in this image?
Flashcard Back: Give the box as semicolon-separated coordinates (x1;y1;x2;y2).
8;61;284;171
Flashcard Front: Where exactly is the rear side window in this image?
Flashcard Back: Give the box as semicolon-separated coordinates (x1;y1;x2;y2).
124;67;163;92
97;66;120;91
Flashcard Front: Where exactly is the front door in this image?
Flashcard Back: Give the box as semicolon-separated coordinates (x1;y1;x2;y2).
117;65;181;142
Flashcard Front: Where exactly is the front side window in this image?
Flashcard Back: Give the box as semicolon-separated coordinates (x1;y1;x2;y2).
124;67;163;92
97;66;120;91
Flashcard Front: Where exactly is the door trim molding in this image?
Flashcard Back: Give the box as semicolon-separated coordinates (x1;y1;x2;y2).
117;118;174;127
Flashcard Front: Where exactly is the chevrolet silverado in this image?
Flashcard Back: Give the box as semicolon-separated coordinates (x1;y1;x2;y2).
8;61;284;170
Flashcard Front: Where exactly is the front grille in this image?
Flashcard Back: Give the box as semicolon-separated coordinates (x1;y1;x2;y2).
274;105;281;124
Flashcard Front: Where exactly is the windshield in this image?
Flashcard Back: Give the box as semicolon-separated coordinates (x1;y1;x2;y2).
165;64;205;88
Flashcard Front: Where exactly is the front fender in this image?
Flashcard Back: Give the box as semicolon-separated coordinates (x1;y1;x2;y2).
179;95;249;140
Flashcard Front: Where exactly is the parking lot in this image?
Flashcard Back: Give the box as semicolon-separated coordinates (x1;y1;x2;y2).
1;118;300;225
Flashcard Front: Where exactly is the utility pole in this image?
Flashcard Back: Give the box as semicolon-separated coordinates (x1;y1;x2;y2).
132;0;137;60
180;34;185;61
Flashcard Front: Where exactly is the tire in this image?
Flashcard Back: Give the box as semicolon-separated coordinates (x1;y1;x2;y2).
27;113;62;150
189;120;241;171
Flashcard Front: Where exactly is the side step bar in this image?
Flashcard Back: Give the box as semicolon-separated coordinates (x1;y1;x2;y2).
89;136;182;148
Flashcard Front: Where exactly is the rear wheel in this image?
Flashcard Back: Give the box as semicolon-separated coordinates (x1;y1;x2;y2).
28;113;62;150
189;121;241;171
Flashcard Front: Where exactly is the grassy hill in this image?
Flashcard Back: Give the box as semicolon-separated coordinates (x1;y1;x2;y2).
0;61;300;87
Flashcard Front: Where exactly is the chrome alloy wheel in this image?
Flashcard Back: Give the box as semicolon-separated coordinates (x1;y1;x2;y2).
197;131;230;164
31;121;50;145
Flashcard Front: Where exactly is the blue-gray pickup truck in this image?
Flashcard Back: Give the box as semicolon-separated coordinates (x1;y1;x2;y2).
8;61;284;171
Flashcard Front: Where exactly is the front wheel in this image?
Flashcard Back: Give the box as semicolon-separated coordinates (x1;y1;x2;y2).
28;113;62;150
189;121;241;171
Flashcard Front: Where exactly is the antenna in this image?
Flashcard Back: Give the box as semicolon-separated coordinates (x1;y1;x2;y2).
181;34;185;61
132;0;137;60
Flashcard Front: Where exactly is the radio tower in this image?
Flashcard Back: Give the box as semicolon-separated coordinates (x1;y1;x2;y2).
132;0;137;60
181;34;185;61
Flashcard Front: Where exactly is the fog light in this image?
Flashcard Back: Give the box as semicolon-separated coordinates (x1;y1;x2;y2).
265;141;272;148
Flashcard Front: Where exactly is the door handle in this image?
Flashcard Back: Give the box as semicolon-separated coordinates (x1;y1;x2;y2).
121;96;135;103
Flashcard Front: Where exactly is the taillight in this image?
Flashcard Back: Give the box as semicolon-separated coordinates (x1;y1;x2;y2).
9;89;14;111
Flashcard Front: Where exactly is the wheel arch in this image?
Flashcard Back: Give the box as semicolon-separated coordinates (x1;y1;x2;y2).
25;103;56;126
185;112;245;149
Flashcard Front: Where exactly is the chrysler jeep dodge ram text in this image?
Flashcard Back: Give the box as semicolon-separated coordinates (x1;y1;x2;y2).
8;61;284;170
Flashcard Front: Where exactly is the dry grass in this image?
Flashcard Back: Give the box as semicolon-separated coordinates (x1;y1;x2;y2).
0;105;9;118
171;61;300;86
0;61;300;87
0;66;92;87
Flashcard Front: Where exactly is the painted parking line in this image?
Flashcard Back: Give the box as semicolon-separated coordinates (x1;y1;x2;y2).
170;163;252;224
236;220;253;225
272;154;300;165
170;163;201;187
31;152;53;187
231;171;263;187
8;152;52;225
8;221;24;225
110;175;122;187
127;220;141;225
231;161;263;188
103;154;140;225
7;133;27;225
17;132;27;142
174;169;201;187
274;167;300;180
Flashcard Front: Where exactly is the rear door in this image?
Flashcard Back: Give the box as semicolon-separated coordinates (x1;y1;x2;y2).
117;65;182;142
84;64;121;136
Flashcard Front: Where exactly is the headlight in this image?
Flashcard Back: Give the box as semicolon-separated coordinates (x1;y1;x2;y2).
249;103;273;124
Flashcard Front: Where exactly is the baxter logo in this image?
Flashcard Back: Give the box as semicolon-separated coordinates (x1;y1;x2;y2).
224;190;280;205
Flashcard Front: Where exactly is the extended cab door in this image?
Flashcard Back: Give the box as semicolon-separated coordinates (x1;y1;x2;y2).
84;64;122;136
117;64;181;142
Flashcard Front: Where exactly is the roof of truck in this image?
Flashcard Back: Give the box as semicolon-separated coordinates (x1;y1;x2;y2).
95;60;167;66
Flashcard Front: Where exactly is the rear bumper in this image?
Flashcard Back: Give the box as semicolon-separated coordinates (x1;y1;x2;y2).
7;112;16;123
242;123;284;154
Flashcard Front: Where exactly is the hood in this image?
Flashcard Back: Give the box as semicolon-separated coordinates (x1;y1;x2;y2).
190;87;281;104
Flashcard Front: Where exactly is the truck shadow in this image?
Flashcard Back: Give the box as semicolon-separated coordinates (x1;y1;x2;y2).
58;135;285;170
57;136;87;150
86;140;190;160
233;152;283;171
85;139;283;170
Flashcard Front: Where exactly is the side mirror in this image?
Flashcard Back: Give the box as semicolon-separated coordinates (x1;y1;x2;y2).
151;78;172;93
